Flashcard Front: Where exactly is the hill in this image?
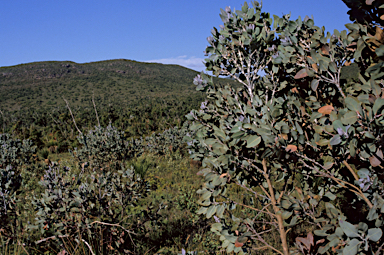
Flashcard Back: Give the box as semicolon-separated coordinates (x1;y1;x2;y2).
0;59;239;151
0;59;208;111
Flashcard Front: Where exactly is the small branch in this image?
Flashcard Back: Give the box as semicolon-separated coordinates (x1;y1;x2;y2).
335;66;346;98
234;180;269;200
90;221;136;235
253;245;270;251
36;235;68;244
254;203;273;222
251;229;285;255
256;228;274;236
255;180;273;201
92;92;101;127
18;240;30;255
342;160;359;181
48;113;66;138
215;200;277;218
299;159;373;209
90;220;137;247
76;239;95;255
0;108;5;133
63;97;82;134
251;220;276;227
333;177;373;208
375;242;384;255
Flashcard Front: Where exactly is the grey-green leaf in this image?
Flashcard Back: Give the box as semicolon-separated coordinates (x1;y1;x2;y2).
216;204;225;218
373;98;384;115
345;97;363;114
196;206;208;215
311;79;319;91
339;220;359;238
330;135;342;146
246;135;261;148
342;238;360;255
341;111;358;125
206;205;217;219
367;228;382;242
282;210;293;220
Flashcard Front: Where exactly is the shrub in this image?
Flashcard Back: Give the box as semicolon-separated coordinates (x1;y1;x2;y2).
70;124;143;171
145;123;193;155
0;133;35;240
30;162;151;253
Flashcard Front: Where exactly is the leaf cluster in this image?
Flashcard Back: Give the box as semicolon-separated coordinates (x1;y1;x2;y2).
186;1;384;254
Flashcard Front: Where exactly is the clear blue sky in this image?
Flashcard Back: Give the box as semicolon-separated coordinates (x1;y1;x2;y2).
1;0;350;71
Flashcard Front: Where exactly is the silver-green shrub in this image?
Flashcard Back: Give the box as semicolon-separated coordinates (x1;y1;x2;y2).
71;124;143;171
30;162;150;253
186;1;384;254
0;133;35;239
146;123;193;155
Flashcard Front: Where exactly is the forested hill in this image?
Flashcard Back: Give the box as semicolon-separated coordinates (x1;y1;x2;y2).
0;59;239;152
0;59;209;111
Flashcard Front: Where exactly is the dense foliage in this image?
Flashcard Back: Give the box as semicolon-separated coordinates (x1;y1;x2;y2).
186;0;384;254
0;60;239;155
0;134;35;240
0;121;214;254
30;163;150;253
71;124;143;170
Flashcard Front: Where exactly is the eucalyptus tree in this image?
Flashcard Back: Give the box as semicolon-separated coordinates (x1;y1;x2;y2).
186;1;384;254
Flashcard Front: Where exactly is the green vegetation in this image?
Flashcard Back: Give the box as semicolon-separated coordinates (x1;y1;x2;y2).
186;0;384;254
0;59;201;112
0;126;220;254
0;59;239;153
2;0;384;254
0;59;238;254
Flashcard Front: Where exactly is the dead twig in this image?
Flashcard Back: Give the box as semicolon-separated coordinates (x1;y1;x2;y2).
92;92;100;127
36;235;68;244
90;220;137;248
77;239;95;255
342;160;359;181
63;97;82;134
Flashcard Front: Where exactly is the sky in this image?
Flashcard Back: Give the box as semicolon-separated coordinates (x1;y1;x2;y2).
1;0;351;71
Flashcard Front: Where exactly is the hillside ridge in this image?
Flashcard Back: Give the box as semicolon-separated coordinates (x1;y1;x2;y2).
0;59;210;112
